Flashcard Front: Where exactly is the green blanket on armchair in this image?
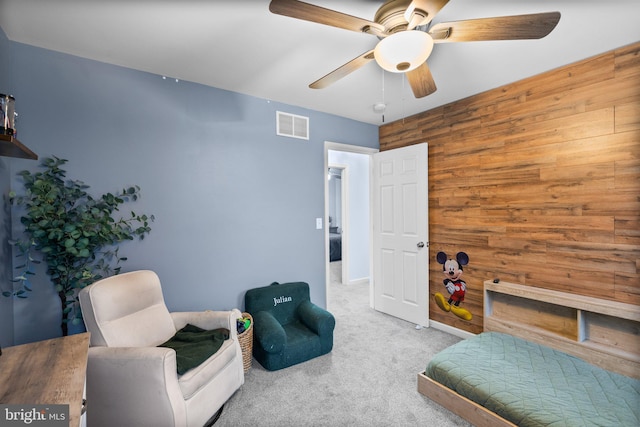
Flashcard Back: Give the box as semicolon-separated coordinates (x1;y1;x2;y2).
159;324;229;374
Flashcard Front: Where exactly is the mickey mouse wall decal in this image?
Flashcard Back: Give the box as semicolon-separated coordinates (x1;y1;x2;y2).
435;251;472;321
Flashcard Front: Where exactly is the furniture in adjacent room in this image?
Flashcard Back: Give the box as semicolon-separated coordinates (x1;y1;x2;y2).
418;280;640;427
0;333;89;427
329;232;342;261
245;281;335;371
78;270;244;427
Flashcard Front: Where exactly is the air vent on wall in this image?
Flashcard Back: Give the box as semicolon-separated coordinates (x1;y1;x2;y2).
276;111;309;140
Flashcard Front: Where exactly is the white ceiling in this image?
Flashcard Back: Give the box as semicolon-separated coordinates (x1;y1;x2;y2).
1;0;639;125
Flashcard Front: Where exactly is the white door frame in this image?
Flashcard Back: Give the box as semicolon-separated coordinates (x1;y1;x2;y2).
324;141;378;308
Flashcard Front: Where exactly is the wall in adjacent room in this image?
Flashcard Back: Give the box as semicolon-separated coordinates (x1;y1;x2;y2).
5;39;378;344
379;42;640;334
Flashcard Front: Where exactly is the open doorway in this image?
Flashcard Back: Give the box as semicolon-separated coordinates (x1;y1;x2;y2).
324;142;378;309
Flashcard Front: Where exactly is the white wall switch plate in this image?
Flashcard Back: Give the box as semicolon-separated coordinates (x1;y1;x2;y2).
316;218;323;229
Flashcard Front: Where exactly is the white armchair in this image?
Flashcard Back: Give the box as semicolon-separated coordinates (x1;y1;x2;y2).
78;270;244;427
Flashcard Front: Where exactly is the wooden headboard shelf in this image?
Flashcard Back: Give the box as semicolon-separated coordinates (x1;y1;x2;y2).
484;280;640;379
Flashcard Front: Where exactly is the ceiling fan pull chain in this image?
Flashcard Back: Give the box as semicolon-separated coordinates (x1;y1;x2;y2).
381;68;384;108
382;69;385;123
402;75;406;125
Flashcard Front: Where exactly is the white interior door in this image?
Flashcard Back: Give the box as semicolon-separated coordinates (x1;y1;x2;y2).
372;143;429;327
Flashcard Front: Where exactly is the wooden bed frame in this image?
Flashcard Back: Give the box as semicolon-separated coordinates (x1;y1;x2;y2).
417;280;640;427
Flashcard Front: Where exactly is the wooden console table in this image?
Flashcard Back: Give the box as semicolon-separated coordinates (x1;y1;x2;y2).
0;333;90;427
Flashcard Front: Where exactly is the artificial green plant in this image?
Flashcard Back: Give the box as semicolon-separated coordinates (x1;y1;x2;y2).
6;156;153;336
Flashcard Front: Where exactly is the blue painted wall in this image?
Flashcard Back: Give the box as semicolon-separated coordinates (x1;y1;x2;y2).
3;38;378;344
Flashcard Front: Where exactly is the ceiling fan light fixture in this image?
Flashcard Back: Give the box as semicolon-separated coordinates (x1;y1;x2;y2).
374;30;433;73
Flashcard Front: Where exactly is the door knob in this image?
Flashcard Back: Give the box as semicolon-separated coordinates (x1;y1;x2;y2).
417;242;425;248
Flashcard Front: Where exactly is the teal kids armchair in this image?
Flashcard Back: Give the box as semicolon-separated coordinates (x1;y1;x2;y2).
244;282;336;371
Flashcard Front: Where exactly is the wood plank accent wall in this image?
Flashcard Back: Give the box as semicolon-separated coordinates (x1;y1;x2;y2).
379;42;640;334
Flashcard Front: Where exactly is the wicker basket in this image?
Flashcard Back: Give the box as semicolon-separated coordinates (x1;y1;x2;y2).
238;312;253;372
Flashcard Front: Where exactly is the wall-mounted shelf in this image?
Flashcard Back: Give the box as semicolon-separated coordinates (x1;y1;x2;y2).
0;134;38;160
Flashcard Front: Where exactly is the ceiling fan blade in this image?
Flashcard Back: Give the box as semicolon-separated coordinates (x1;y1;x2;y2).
309;50;375;90
405;0;450;30
429;11;561;42
269;0;387;37
406;62;437;98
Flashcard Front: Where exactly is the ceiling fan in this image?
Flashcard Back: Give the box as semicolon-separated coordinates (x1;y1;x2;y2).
269;0;560;98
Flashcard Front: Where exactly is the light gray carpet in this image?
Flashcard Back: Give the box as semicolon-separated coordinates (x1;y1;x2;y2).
216;262;471;427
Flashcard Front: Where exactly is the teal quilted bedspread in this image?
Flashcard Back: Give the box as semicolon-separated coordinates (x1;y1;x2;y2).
426;332;640;427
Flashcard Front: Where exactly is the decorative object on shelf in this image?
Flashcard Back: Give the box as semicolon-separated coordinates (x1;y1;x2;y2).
0;94;37;159
1;93;17;136
7;156;154;336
